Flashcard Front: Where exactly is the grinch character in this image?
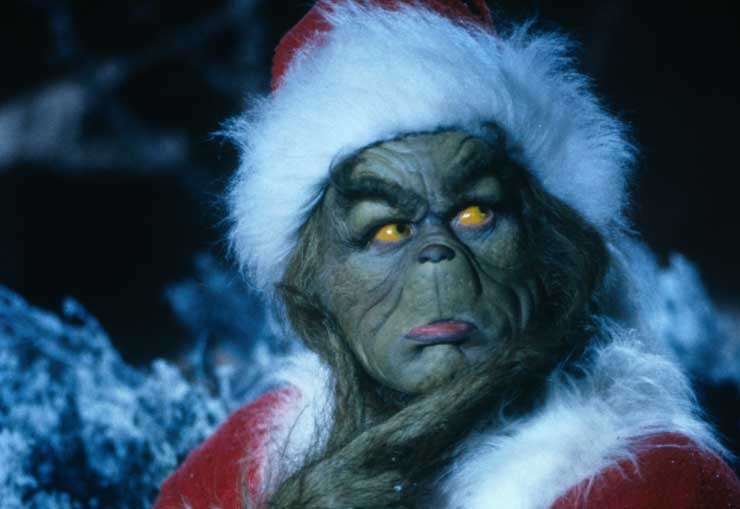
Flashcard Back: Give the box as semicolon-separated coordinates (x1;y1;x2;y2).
153;1;740;508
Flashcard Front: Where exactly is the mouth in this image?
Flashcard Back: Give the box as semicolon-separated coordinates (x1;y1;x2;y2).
404;319;477;345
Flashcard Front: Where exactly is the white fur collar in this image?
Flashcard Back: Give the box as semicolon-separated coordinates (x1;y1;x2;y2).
261;324;721;509
436;324;722;508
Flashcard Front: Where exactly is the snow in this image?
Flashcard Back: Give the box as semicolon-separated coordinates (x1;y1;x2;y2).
650;255;740;384
165;253;288;400
0;286;235;508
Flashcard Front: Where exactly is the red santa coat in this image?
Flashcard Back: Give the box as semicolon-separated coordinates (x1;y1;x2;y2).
153;347;740;509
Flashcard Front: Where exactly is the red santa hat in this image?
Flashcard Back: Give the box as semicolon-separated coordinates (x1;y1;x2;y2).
227;0;635;294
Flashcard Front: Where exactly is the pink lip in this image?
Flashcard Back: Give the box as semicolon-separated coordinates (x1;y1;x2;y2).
405;320;477;345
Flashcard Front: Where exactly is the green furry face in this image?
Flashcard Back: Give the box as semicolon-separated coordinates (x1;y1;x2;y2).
317;130;542;394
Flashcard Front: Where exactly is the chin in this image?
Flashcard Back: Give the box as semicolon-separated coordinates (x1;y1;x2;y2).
398;344;468;394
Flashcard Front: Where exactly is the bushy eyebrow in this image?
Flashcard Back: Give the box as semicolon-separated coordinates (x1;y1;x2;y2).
446;152;519;197
330;170;425;216
446;163;495;194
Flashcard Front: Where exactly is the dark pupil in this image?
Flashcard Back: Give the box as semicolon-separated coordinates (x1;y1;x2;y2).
396;224;409;235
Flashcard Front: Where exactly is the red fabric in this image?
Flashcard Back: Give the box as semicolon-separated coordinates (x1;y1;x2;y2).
153;391;740;509
151;387;297;509
552;433;740;509
271;0;493;90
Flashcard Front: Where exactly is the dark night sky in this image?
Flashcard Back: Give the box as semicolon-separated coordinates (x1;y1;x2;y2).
1;0;739;364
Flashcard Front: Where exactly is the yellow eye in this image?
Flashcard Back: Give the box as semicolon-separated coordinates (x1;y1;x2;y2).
455;205;493;228
373;223;412;244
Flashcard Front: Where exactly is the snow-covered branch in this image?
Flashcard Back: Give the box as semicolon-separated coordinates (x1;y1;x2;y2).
0;287;237;508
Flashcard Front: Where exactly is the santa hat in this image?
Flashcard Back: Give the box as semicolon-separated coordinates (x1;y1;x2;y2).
227;0;635;294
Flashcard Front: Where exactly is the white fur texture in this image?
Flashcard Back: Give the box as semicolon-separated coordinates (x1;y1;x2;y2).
437;325;723;509
227;1;635;293
263;324;723;509
258;349;335;498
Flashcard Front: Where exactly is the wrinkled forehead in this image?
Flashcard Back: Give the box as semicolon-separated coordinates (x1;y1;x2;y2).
329;127;512;194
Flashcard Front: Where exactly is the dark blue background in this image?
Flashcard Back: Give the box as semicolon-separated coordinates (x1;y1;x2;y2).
1;0;738;455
